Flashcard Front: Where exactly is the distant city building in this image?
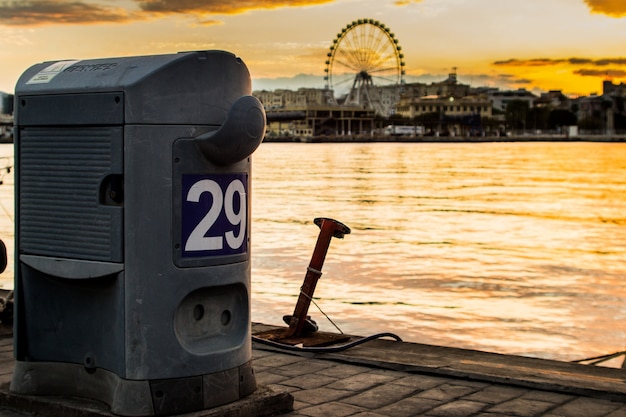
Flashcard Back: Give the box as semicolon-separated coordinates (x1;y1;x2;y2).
260;104;378;139
395;94;492;136
574;93;612;133
254;88;382;138
396;95;492;119
400;71;471;101
603;80;626;96
487;89;536;112
254;70;626;138
254;88;331;109
535;90;570;109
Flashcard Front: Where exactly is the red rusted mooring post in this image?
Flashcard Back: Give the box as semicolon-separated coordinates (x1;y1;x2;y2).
283;217;351;338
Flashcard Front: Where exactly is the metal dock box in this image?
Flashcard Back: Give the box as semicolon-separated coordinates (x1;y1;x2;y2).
11;50;265;416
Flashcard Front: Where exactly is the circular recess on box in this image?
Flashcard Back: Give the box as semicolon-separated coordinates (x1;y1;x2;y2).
174;285;248;354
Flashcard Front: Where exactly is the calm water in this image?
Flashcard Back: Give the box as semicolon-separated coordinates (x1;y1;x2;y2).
0;142;625;364
250;142;626;364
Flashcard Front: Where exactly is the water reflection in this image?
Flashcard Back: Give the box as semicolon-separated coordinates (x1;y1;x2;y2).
251;142;626;364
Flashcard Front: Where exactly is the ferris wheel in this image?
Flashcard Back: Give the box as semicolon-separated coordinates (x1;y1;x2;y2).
324;18;406;115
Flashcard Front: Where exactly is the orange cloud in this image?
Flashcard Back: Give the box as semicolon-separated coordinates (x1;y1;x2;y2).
136;0;334;15
0;0;335;27
584;0;626;17
497;73;532;85
493;57;626;67
494;58;567;67
0;1;138;26
575;69;626;78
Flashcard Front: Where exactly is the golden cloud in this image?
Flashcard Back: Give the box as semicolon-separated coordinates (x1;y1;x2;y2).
0;0;335;26
584;0;626;17
0;1;138;26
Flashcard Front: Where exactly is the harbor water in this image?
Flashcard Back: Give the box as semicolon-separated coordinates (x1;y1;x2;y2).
0;141;625;364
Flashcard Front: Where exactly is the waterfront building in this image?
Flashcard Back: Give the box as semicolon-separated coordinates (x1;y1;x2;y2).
260;104;378;139
603;80;626;97
395;94;492;136
575;93;614;133
487;88;536;112
568;79;626;134
403;71;472;100
253;88;331;110
535;90;570;109
395;94;492;119
254;88;380;139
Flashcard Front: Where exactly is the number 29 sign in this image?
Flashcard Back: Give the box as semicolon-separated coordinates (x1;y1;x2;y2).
181;174;248;258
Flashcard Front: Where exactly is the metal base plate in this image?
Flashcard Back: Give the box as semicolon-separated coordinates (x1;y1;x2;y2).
254;328;351;347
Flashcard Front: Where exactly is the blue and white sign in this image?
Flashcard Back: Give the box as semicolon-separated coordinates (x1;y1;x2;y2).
181;173;248;258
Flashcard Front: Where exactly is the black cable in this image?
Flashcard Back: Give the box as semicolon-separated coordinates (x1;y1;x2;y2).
252;332;403;353
572;350;626;366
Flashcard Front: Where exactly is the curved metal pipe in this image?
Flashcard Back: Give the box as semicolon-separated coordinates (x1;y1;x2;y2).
196;95;266;165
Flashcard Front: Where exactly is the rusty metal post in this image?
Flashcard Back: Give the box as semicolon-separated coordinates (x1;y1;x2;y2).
284;217;350;338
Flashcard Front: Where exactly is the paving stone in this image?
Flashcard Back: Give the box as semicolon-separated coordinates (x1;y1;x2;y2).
271;359;335;377
393;374;450;390
252;352;307;368
606;406;626;417
290;387;351;405
296;402;366;417
280;373;339;390
463;385;528;405
485;398;556;417
415;382;484;402
543;396;623;417
366;368;409;379
291;400;310;411
267;383;303;394
340;383;419;409
440;379;490;390
518;389;575;405
424;399;489;417
256;371;292;386
252;349;275;360
375;396;442;417
316;364;372;378
326;371;398;391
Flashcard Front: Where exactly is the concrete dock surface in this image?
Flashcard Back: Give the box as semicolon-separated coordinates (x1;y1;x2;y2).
0;323;625;416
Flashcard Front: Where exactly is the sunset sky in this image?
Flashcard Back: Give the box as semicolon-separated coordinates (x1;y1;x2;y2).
1;0;626;97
